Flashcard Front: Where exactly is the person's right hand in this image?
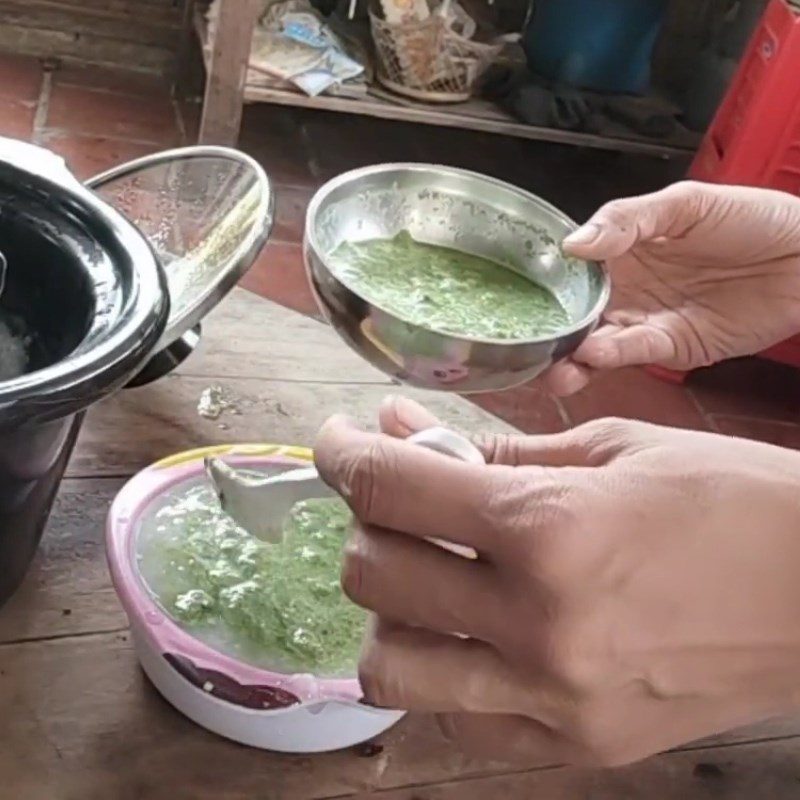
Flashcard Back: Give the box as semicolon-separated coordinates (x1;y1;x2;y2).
547;181;800;395
315;397;800;767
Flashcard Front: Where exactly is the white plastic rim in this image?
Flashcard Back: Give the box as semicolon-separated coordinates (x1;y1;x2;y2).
107;444;405;753
133;627;404;754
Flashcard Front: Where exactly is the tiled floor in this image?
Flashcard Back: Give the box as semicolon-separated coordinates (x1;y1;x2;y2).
3;52;799;442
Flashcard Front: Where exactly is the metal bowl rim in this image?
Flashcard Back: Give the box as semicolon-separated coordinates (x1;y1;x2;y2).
305;162;611;346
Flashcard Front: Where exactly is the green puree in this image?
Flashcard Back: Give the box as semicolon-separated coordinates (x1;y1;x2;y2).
330;231;569;339
136;484;364;676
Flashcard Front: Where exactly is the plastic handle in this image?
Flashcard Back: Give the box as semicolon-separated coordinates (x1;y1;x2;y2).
406;426;484;558
407;426;485;465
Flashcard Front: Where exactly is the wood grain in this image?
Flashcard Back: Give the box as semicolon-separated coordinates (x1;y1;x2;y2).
198;0;259;145
4;285;798;799
71;375;513;477
363;738;800;800
69;291;516;477
0;479;127;643
0;631;798;800
0;0;180;73
177;290;386;383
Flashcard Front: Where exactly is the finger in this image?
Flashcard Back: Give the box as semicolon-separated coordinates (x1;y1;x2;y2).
315;415;499;551
374;396;629;469
563;181;708;261
378;394;441;439
572;323;679;369
540;360;592;396
375;394;599;467
360;620;562;719
342;522;502;639
438;712;573;765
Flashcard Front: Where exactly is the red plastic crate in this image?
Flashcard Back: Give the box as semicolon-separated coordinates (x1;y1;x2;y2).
690;0;800;193
646;0;800;383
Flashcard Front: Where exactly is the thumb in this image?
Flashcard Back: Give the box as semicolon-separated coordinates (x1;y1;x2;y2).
379;395;442;438
563;181;709;261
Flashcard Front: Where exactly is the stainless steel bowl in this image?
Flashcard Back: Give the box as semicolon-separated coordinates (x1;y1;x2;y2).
304;164;610;393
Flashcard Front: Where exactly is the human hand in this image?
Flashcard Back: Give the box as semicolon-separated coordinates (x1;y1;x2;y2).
546;181;800;395
315;396;800;766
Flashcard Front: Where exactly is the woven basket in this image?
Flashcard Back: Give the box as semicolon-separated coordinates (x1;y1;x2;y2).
369;10;502;103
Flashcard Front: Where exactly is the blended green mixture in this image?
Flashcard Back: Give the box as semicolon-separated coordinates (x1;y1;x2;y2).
136;483;364;676
330;231;569;339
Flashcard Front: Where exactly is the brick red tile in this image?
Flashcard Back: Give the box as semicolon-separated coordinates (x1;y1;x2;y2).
41;132;157;181
52;63;164;97
239;105;317;188
690;358;800;425
0;53;41;103
238;242;320;318
562;366;709;430
712;416;800;450
470;382;568;434
46;84;178;145
272;184;314;244
301;114;420;181
0;97;36;139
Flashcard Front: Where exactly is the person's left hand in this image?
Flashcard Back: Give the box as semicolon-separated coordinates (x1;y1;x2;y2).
314;397;800;766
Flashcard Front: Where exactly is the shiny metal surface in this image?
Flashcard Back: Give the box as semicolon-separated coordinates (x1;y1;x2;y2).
89;146;273;354
125;325;201;389
304;163;610;393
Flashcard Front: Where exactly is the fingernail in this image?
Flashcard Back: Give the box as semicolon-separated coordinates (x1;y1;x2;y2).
387;395;438;435
563;223;602;247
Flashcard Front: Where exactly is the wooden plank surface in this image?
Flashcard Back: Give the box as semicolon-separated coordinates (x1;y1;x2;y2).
0;628;798;800
1;287;799;799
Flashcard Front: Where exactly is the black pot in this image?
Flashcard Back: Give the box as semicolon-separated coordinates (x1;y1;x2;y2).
0;139;273;605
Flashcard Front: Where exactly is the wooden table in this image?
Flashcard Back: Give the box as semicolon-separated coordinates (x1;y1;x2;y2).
1;290;798;799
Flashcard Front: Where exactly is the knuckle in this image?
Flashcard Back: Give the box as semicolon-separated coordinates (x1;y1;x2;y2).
578;416;629;441
476;432;522;466
566;709;630;767
540;618;600;695
460;653;496;713
664;179;704;200
517;482;583;579
340;535;365;604
573;417;649;458
482;467;572;543
358;634;392;706
340;526;391;611
595;200;631;231
343;438;398;522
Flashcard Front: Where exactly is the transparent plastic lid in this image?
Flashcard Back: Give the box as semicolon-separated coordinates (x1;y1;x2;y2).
89;146;273;351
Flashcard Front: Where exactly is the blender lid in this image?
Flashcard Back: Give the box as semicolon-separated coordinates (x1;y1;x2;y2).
88;147;273;354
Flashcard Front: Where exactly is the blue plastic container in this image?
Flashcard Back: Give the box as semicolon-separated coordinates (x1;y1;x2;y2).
523;0;668;95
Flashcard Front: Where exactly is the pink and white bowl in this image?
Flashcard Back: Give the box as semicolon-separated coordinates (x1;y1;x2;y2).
106;443;404;753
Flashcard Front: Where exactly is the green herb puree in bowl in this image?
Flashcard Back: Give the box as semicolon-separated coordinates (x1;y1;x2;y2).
329;231;569;340
136;484;363;676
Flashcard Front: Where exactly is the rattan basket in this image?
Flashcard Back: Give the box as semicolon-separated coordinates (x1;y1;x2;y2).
369;10;503;103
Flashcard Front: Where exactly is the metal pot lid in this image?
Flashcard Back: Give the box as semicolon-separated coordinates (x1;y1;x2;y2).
88;147;273;353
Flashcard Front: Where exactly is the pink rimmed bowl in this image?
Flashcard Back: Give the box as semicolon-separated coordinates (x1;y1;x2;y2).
106;443;404;753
